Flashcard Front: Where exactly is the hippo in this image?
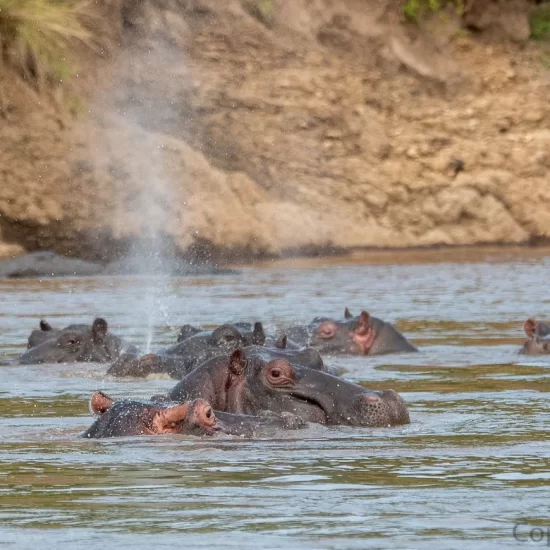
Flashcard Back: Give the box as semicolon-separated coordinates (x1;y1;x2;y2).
520;318;550;355
284;309;417;356
0;251;103;278
18;318;129;364
83;391;304;438
163;349;410;428
176;322;266;346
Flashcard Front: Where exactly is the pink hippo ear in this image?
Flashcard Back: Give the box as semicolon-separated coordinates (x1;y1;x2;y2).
90;391;114;415
228;349;246;376
275;334;288;349
524;318;537;338
356;311;371;333
344;308;353;319
152;402;190;434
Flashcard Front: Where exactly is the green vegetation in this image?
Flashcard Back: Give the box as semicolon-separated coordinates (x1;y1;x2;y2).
540;53;550;69
242;0;273;28
530;5;550;41
0;0;93;86
403;0;465;23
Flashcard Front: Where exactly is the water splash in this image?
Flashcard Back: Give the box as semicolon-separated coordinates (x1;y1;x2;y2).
90;44;185;351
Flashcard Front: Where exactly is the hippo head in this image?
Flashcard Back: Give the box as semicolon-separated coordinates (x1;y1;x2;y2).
225;350;409;427
309;311;378;355
172;324;248;356
208;323;265;348
520;319;550;355
82;392;220;438
524;318;550;339
176;322;266;347
19;318;122;364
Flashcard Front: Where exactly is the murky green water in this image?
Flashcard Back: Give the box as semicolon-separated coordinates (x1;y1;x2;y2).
1;250;550;549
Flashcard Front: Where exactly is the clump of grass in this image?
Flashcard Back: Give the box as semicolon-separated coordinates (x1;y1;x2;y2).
403;0;465;23
0;0;93;87
530;5;550;41
242;0;273;28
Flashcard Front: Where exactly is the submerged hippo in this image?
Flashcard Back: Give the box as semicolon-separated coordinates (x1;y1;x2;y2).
0;251;103;278
163;349;410;428
83;391;304;438
520;318;550;355
285;309;417;356
177;322;266;346
18;318;129;364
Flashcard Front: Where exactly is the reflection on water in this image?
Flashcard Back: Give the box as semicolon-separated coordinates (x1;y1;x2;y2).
1;249;550;548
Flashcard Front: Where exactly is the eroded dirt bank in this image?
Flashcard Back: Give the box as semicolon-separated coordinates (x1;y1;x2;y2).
0;0;549;262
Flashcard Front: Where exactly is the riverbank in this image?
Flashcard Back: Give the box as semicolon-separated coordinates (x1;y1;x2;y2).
1;0;549;263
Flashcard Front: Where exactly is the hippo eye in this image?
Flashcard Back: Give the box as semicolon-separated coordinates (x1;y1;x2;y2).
270;368;281;378
205;407;212;419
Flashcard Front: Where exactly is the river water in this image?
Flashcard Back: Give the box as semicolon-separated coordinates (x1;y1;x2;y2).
1;248;550;549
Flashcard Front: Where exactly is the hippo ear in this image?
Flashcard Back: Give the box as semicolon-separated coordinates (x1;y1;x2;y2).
177;324;200;343
90;391;114;415
355;311;371;334
344;308;353;319
253;322;266;345
275;334;287;349
40;319;53;331
524;318;537;338
153;402;190;433
92;318;109;344
229;349;246;376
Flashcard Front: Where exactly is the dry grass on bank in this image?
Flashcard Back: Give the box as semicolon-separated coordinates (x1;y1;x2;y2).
0;0;93;86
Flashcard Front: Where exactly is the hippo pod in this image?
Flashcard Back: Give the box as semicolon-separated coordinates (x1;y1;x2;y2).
519;318;550;355
82;391;305;438
284;308;417;356
107;334;326;379
161;349;410;428
19;318;132;364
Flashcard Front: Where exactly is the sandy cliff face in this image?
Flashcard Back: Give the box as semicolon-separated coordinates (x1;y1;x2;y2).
0;0;549;261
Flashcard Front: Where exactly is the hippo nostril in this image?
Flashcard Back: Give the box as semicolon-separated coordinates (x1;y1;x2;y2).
362;395;380;403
